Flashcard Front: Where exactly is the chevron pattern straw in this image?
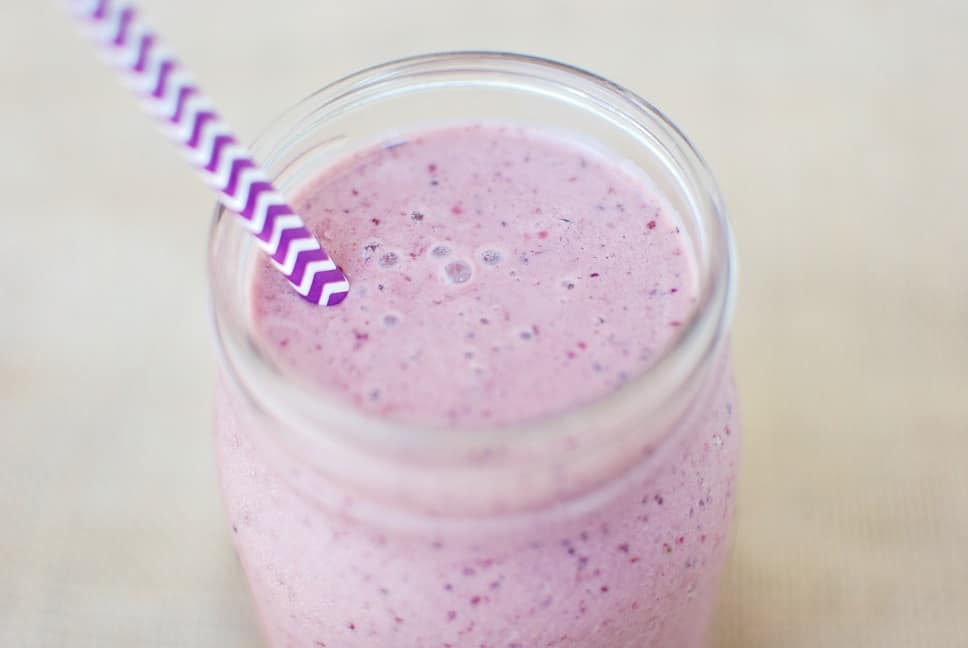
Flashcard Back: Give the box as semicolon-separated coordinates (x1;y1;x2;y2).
67;0;350;306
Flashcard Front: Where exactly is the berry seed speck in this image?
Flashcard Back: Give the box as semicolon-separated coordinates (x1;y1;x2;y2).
443;260;473;284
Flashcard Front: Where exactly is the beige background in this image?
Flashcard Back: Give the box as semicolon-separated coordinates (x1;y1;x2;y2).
2;1;967;646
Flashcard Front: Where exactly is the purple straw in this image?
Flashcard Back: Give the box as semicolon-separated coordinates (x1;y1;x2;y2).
67;0;350;306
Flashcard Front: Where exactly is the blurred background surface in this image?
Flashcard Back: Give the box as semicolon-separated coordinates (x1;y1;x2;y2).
2;1;967;646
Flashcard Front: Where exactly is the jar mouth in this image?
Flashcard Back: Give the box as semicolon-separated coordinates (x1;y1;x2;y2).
209;51;736;460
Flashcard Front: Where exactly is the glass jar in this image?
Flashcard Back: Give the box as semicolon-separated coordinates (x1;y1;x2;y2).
209;51;738;647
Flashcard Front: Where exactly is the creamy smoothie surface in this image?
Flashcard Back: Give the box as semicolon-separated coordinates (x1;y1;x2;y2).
252;124;695;427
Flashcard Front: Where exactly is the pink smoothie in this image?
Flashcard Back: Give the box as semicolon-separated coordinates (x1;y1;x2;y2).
215;124;738;646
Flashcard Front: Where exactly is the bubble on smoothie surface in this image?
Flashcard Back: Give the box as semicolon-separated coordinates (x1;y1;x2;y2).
379;251;400;268
431;244;452;258
479;248;503;266
443;260;473;284
361;241;380;259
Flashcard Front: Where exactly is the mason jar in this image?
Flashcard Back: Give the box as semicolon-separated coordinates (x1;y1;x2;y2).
209;51;738;648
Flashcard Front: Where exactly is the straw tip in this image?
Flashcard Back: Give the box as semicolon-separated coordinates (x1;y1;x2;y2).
323;289;350;307
314;277;350;307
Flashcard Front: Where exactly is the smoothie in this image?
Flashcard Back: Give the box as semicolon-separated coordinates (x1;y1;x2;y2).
215;124;738;646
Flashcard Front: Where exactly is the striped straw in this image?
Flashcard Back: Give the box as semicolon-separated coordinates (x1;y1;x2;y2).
66;1;350;306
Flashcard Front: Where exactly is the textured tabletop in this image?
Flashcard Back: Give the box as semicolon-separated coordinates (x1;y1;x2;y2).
2;1;967;646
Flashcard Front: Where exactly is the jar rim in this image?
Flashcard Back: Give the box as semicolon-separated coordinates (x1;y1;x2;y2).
209;50;736;460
